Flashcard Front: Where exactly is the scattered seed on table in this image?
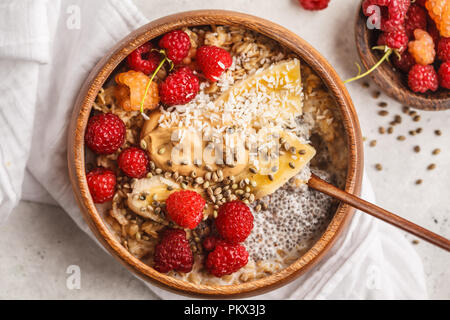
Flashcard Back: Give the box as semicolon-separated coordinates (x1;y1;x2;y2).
387;127;394;134
394;115;402;123
432;148;441;155
375;163;383;171
435;130;442;136
427;163;436;170
378;102;388;108
402;106;409;114
414;146;421;153
397;135;406;141
415;179;423;185
415;128;422;134
409;130;416;136
413;115;421;122
409;110;417;117
412;240;419;245
379;127;385;134
372;91;381;99
369;140;377;147
378;110;389;116
362;82;370;88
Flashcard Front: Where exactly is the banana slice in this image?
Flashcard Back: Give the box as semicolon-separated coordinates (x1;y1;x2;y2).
127;175;213;220
215;58;303;126
127;176;179;223
237;131;316;200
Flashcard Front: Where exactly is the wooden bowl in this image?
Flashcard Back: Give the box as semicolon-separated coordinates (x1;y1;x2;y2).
67;10;363;297
355;5;450;111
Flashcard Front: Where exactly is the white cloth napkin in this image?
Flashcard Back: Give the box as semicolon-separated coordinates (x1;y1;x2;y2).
0;0;428;299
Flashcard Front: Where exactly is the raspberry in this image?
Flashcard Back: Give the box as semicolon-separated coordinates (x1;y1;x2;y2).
428;18;441;46
154;229;193;273
437;37;450;61
392;50;416;72
159;66;199;106
385;28;409;52
205;241;249;277
196;45;233;82
405;4;428;38
215;201;254;244
118;147;149;179
408;29;436;65
438;61;450;89
86;167;116;203
362;0;410;33
298;0;330;10
158;30;191;64
127;43;161;75
115;70;159;111
408;64;439;92
165;190;206;229
377;32;387;46
202;236;218;252
85;113;126;154
416;0;427;7
425;0;450;38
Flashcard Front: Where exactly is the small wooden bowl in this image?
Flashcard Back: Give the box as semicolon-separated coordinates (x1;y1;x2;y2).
67;10;363;297
355;5;450;111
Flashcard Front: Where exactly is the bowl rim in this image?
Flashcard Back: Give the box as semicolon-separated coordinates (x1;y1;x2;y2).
67;9;364;297
355;4;450;111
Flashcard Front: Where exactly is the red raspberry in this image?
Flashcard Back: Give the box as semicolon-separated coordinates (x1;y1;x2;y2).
118;147;149;179
154;229;193;273
377;32;387;46
377;29;408;52
392;50;416;72
202;236;218;252
437;37;450;61
416;0;427;7
206;241;249;277
86;167;116;203
85;113;126;154
159;66;199;106
408;64;439;92
362;0;410;33
427;18;441;47
196;45;233;82
215;201;254;244
385;28;409;52
438;61;450;89
159;30;191;64
127;43;161;75
405;4;428;38
166;190;206;229
298;0;330;10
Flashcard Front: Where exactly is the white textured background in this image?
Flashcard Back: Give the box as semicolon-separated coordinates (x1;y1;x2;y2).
0;0;448;299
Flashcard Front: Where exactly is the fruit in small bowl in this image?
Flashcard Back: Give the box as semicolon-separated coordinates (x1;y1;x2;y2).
354;0;450;110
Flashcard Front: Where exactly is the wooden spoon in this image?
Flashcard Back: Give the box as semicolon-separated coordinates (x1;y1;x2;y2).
308;174;450;252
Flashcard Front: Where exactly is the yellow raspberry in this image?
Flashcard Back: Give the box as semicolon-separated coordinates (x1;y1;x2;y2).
114;70;159;111
408;29;436;65
426;0;450;37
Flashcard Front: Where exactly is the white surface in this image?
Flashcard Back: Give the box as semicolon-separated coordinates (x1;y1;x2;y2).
0;0;448;299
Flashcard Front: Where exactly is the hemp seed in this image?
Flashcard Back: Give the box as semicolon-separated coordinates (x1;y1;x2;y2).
432;148;441;155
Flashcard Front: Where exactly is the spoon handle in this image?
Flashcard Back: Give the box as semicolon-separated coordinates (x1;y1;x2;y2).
308;174;450;252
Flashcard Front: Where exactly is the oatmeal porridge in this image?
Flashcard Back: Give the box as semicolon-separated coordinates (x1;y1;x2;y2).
85;25;347;286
